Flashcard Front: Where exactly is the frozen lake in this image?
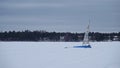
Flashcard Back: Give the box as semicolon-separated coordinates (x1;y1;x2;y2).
0;42;120;68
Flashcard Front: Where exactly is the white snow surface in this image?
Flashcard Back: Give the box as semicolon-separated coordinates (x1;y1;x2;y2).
0;42;120;68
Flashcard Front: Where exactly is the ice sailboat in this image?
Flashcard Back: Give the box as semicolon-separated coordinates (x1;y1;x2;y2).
73;21;91;48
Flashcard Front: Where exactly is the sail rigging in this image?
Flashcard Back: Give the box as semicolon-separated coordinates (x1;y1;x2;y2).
82;21;90;46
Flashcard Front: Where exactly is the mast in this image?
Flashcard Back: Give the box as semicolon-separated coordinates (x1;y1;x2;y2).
82;20;90;46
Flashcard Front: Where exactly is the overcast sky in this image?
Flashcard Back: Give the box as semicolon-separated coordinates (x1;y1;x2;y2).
0;0;120;32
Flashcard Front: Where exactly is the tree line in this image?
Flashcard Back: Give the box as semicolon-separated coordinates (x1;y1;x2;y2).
0;30;120;42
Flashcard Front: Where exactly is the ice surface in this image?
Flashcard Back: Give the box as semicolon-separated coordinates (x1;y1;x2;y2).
0;42;120;68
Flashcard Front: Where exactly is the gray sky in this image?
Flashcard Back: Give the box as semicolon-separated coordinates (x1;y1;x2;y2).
0;0;120;32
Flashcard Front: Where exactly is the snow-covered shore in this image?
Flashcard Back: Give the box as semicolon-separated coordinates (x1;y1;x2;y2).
0;42;120;68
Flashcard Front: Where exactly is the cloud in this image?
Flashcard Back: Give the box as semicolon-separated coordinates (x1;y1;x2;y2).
2;0;119;9
0;3;66;9
0;0;120;32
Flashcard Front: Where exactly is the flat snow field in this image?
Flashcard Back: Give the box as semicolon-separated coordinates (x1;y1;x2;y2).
0;42;120;68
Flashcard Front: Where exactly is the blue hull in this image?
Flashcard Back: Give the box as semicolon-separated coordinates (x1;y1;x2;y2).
73;45;91;48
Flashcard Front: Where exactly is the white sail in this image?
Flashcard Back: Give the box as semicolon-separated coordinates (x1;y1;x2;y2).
82;21;90;46
73;20;91;48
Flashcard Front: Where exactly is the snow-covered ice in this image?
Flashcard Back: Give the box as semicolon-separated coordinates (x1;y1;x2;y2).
0;42;120;68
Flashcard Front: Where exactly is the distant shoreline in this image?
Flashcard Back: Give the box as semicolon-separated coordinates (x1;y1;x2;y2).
0;30;120;42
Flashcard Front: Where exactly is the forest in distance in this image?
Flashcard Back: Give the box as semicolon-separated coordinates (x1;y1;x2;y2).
0;30;120;42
